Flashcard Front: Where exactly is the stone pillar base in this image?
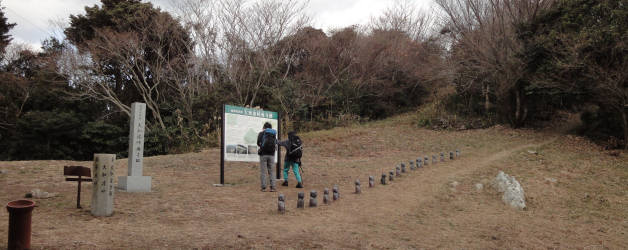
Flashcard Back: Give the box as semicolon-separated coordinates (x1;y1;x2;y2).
118;176;151;192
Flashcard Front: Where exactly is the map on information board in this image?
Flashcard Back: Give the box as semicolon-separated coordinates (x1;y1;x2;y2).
224;105;278;162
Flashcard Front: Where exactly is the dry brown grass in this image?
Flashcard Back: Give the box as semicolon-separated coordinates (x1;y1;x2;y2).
1;114;627;249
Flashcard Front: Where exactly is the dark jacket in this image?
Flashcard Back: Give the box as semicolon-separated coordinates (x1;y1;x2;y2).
257;128;277;156
278;132;301;163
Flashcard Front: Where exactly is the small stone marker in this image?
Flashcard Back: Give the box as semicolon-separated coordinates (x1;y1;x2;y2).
323;188;330;205
332;185;340;201
278;194;286;214
456;149;460;157
409;161;415;170
417;158;423;168
369;176;375;187
355;179;361;194
395;166;401;177
424;156;429;166
432;155;437;164
309;190;318;207
91;154;115;217
389;171;394;181
381;174;387;185
401;163;406;173
440;152;445;162
297;192;305;208
118;102;152;192
450;151;454;160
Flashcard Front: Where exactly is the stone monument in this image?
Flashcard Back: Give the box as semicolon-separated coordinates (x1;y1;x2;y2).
278;194;286;214
118;102;152;192
332;185;340;201
309;190;318;207
297;192;305;208
91;154;115;217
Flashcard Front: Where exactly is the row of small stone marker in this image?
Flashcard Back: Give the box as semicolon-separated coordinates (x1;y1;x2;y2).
278;149;460;213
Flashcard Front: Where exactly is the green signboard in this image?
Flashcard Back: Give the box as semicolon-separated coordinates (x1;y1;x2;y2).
223;105;278;162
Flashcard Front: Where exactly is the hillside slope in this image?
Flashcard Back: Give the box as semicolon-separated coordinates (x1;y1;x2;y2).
1;115;626;248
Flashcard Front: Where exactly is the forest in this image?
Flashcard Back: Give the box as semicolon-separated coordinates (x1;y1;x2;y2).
0;0;626;160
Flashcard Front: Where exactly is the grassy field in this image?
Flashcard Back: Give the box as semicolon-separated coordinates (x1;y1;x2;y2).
1;114;627;249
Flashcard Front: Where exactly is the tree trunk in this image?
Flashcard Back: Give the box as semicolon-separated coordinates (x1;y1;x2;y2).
484;83;490;114
515;89;522;128
622;109;628;150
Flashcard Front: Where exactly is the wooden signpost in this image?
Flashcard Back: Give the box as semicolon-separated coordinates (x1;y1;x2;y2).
64;166;92;208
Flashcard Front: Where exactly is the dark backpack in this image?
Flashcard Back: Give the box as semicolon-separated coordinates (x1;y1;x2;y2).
287;136;303;159
260;131;277;154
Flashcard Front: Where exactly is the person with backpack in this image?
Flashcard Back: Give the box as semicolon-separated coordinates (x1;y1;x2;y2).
257;122;277;192
278;131;303;188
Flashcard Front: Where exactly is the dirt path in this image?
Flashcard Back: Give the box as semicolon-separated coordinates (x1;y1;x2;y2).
216;138;559;249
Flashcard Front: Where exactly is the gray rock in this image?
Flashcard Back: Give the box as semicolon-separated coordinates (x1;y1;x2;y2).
309;190;318;207
401;163;406;173
278;194;286;213
355;179;361;194
395;166;401;177
424;156;429;166
323;188;330;205
369;176;375;187
29;188;57;199
409;161;415;170
389;171;394;181
381;174;387;185
432;155;437;164
449;181;459;188
440;152;445;162
475;183;484;191
456;149;460;157
332;185;340;201
493;171;526;210
0;169;7;174
417;158;423;168
297;192;305;208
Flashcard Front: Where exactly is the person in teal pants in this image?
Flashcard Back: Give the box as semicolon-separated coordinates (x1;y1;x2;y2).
278;131;303;188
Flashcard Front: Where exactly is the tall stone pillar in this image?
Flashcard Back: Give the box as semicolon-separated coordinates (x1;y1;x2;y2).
118;102;152;192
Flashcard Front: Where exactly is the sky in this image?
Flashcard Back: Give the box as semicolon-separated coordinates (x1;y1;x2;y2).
2;0;433;50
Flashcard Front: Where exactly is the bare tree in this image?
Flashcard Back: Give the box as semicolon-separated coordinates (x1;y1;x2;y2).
369;0;434;42
171;0;310;111
435;0;553;125
60;10;193;130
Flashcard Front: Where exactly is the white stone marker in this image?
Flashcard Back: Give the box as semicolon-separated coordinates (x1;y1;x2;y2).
92;154;115;216
118;102;152;192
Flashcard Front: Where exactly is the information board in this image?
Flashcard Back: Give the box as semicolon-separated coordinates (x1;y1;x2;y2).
223;105;278;162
